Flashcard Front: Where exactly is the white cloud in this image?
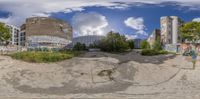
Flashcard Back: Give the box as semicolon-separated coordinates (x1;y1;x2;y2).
124;17;148;36
0;0;200;25
72;12;109;37
192;18;200;22
124;17;145;31
0;0;200;26
125;35;138;40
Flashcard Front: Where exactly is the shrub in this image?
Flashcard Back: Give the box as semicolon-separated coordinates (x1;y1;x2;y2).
141;49;169;56
10;51;81;63
88;42;100;49
141;40;150;49
127;40;134;49
152;36;162;51
73;42;87;51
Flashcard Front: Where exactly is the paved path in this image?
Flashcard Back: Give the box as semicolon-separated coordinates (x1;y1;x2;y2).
0;52;199;99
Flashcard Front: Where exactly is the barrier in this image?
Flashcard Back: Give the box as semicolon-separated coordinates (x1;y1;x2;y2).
0;45;27;54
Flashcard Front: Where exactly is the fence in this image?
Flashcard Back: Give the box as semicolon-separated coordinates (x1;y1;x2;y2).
0;45;27;54
164;43;200;54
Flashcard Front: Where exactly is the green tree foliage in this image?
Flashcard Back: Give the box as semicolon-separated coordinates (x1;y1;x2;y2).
140;40;150;49
73;42;87;51
99;31;129;52
180;22;200;43
152;36;162;51
180;22;200;69
88;42;100;49
0;22;11;45
127;40;134;49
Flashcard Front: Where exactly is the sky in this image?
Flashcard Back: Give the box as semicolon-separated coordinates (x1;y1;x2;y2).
1;0;200;39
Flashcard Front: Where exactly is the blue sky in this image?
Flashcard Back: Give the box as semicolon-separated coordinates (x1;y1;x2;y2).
0;0;200;39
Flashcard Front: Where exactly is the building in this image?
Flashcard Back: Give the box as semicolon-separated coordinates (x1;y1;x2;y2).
72;35;105;47
160;16;183;45
19;24;26;46
21;17;72;49
160;16;184;52
147;29;161;46
134;39;143;49
5;24;20;45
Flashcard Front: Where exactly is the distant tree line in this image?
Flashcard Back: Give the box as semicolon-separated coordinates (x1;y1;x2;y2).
73;31;134;52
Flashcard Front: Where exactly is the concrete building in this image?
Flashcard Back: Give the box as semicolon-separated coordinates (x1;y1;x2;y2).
160;16;183;45
21;17;72;49
72;35;105;47
19;24;26;46
160;16;184;52
147;29;161;46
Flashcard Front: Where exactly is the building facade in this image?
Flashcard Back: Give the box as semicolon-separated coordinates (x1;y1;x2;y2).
160;16;183;45
21;17;72;49
160;16;184;52
72;35;105;47
5;24;25;46
19;24;26;46
147;29;161;46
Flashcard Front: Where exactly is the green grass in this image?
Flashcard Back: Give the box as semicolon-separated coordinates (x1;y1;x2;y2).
9;51;82;63
141;49;175;56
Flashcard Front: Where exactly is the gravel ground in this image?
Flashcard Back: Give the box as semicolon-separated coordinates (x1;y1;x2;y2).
0;51;199;99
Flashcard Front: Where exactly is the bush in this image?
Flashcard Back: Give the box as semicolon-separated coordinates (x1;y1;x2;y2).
99;31;129;52
73;42;87;51
10;51;81;63
127;40;134;49
152;37;162;51
141;49;169;56
141;40;150;49
88;42;100;49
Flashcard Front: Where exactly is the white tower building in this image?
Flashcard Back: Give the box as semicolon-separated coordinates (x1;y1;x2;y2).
160;16;183;45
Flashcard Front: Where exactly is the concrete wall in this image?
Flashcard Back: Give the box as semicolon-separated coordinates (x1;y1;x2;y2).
0;45;27;54
25;17;72;40
21;17;73;49
164;44;178;53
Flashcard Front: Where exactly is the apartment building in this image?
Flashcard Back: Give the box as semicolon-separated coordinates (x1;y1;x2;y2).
160;16;184;52
160;16;183;45
5;24;25;46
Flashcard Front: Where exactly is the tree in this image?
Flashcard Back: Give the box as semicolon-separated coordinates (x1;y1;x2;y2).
99;31;129;52
180;22;200;69
73;42;87;51
127;40;134;49
88;41;100;49
140;40;150;49
0;22;11;45
152;36;162;51
180;22;200;43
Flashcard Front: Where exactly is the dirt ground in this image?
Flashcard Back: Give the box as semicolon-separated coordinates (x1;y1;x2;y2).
0;51;200;99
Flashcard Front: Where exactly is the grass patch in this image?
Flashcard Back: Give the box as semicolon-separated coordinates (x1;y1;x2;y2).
141;49;174;56
9;51;82;63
